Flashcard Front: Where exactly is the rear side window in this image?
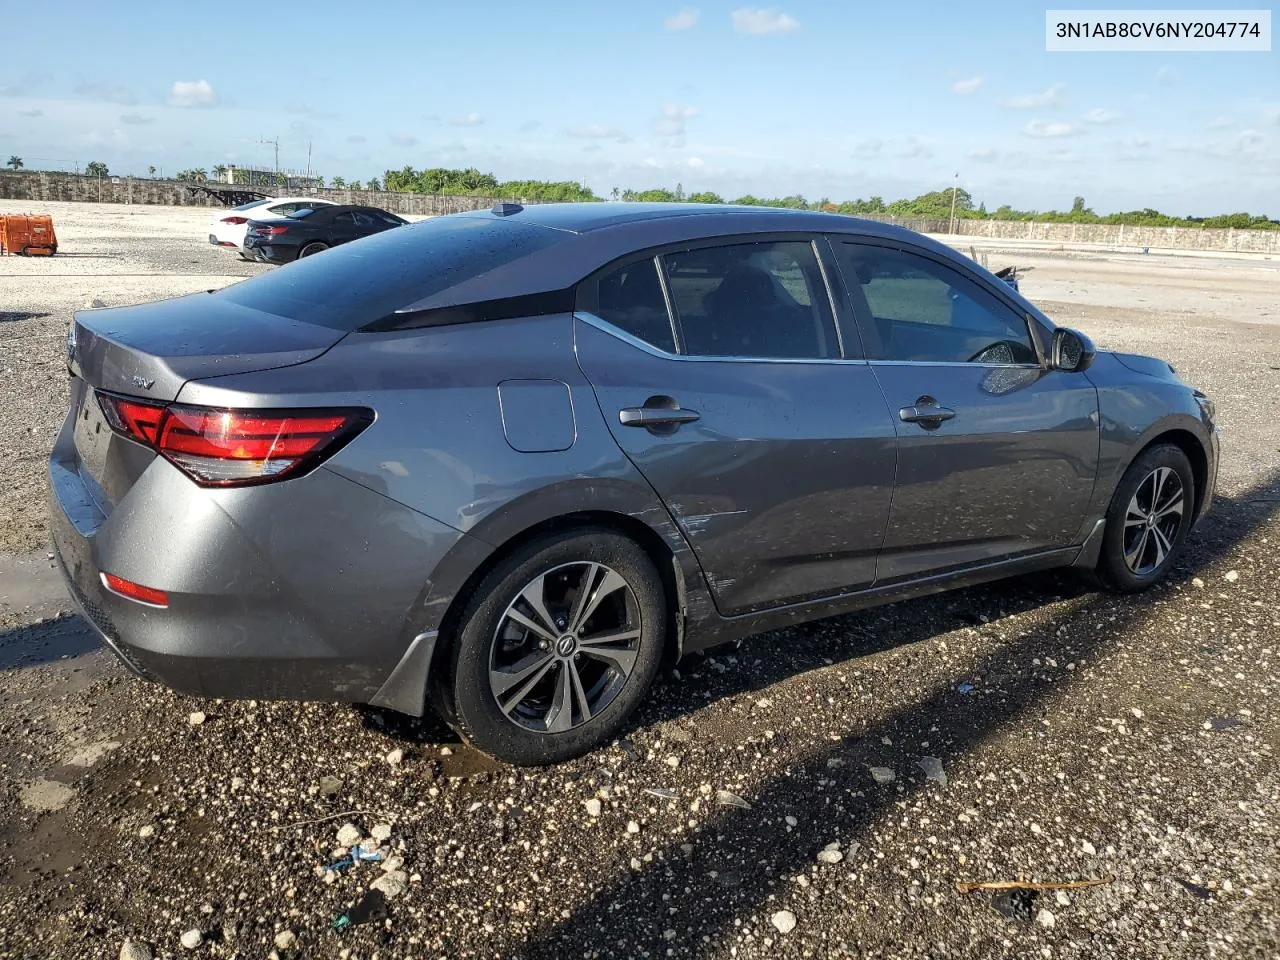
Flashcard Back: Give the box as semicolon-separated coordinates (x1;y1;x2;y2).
582;259;677;353
217;215;568;331
232;199;270;212
661;241;837;359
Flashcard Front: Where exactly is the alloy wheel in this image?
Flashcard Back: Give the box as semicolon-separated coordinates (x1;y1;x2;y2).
488;562;642;734
1122;466;1185;575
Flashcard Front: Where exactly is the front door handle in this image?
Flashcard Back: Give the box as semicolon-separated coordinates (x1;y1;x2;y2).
619;406;701;428
898;396;955;427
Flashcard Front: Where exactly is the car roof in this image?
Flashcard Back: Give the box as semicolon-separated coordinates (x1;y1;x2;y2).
453;201;912;238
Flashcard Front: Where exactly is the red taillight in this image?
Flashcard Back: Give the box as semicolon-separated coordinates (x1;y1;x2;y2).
98;393;165;444
220;216;249;225
95;391;372;487
255;225;289;236
101;572;169;608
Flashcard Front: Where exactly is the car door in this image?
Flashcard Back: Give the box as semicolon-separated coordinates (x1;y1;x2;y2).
828;236;1100;583
574;236;898;616
329;211;360;245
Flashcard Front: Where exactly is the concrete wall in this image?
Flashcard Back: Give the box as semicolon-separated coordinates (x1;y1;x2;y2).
3;171;1277;254
0;171;510;215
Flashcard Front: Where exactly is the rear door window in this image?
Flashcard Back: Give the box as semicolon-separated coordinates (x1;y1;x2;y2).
661;241;837;359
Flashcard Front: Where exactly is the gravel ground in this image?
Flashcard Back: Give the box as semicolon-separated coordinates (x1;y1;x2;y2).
1;203;1278;960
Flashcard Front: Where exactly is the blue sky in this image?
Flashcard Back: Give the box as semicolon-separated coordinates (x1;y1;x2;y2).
1;1;1275;214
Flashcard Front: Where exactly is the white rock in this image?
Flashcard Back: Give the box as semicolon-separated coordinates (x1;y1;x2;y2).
626;820;641;834
1055;890;1071;906
817;849;844;864
917;756;947;786
868;766;895;784
665;756;680;768
1082;840;1097;855
188;711;206;726
385;747;405;766
138;824;155;839
370;823;393;842
1036;908;1056;928
381;855;405;873
85;298;107;309
1192;577;1205;588
771;910;797;934
179;929;202;950
585;798;603;817
785;816;798;827
336;823;363;847
274;930;297;950
1224;570;1239;582
371;870;409;899
119;940;153;960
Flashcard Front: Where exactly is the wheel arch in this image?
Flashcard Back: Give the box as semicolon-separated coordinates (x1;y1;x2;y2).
1111;420;1212;521
370;481;709;717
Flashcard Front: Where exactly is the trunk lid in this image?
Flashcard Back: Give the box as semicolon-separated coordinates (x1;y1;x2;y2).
70;290;347;401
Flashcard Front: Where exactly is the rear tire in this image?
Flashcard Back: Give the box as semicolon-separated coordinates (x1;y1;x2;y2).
434;528;668;766
299;241;328;258
1095;444;1195;593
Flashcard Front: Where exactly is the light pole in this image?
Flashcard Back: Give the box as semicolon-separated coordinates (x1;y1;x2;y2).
260;136;280;189
948;172;959;234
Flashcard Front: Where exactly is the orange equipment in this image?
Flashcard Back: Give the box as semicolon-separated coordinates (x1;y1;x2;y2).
0;215;58;256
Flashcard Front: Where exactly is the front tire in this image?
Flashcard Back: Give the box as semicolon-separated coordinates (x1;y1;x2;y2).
436;528;668;766
1096;444;1195;593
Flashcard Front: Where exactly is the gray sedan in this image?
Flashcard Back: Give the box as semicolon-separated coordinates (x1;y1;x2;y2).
50;202;1219;765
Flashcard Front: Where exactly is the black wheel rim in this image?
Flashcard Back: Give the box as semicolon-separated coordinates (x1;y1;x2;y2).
1123;466;1185;575
488;562;641;734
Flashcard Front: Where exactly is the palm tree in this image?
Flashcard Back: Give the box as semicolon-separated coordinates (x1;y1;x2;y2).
7;156;24;171
212;164;228;182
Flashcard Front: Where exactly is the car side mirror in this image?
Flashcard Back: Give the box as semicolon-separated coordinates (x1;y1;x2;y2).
1051;327;1095;373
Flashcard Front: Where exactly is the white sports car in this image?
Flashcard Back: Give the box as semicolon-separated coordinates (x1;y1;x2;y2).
207;197;337;256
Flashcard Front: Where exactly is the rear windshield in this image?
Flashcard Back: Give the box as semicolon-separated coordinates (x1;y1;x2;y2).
232;199;270;212
216;214;567;330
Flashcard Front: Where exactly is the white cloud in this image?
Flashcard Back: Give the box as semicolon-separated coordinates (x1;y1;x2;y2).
896;136;933;159
1023;120;1080;138
685;156;705;169
1004;83;1065;109
654;103;700;146
17;108;42;118
952;76;984;95
1208;116;1233;130
1084;108;1117;124
451;112;484;127
732;7;800;35
519;120;540;132
967;147;999;162
119;113;154;125
852;139;882;159
664;8;699;30
75;82;139;106
389;133;419;147
1155;64;1175;85
168;80;216;108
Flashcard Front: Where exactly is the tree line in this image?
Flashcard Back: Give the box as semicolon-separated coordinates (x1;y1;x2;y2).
4;156;1275;230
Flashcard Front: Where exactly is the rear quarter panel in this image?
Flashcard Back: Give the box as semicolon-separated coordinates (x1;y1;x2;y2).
173;313;713;636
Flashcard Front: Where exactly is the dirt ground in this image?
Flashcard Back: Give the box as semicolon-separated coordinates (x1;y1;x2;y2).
0;203;1277;960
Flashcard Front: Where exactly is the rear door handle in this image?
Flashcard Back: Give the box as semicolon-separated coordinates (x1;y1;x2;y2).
619;406;701;427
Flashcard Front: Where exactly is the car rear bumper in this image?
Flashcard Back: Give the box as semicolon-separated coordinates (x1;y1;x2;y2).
244;242;297;264
47;421;471;709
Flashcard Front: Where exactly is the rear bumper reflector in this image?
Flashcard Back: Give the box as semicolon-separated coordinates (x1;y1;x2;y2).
101;572;169;608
